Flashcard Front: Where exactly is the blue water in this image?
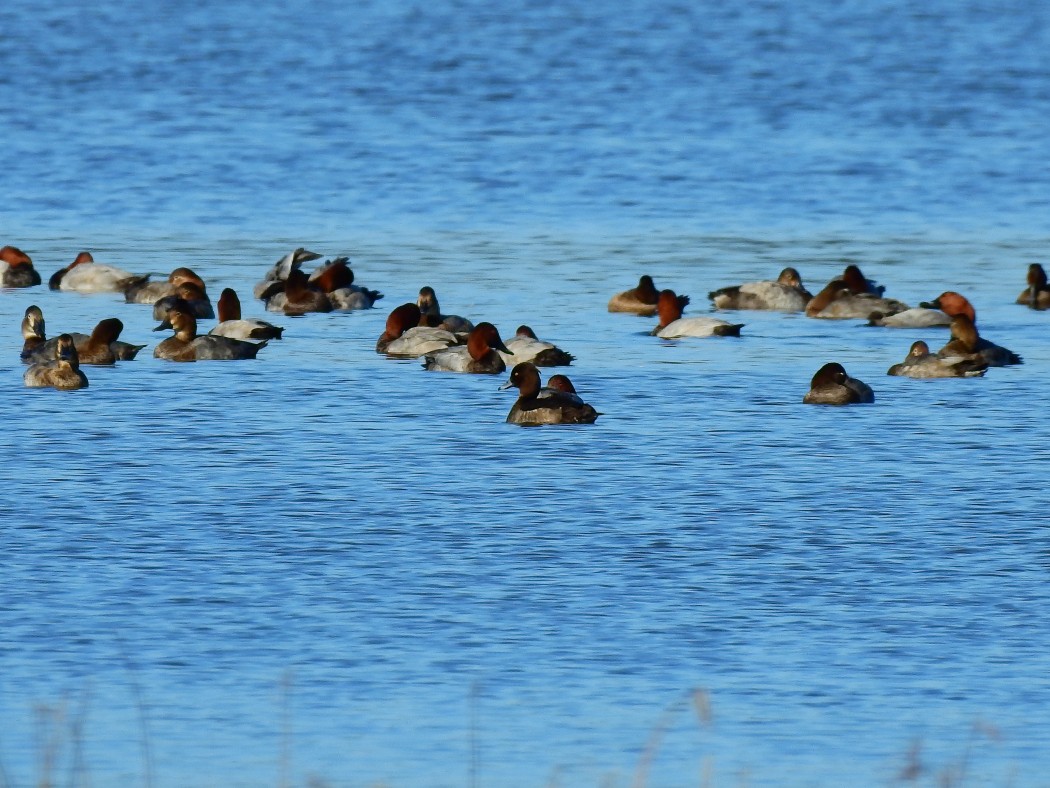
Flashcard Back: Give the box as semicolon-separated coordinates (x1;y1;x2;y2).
2;1;1050;786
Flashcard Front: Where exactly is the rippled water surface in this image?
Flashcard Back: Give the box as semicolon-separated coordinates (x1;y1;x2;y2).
3;1;1050;786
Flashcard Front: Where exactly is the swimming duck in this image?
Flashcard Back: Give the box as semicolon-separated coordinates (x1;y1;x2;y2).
152;281;214;320
24;334;88;390
499;325;574;367
376;303;459;356
708;267;813;311
803;362;874;405
840;264;885;297
153;308;267;361
21;306;145;364
125;267;207;304
208;289;285;340
499;362;599;425
887;340;987;378
417;286;474;333
936;315;1022;367
309;257;384;311
253;248;323;301
423;322;511;373
869;291;976;328
805;279;909;320
265;268;333;315
651;290;743;338
1016;263;1050;309
609;275;688;316
48;251;146;293
0;246;42;288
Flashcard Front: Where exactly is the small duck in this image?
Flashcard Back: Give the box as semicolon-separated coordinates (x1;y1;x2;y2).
48;251;146;293
152;281;214;320
805;279;909;320
708;267;813;312
125;267;207;304
423;322;511;373
209;288;285;340
153;308;267;361
1016;263;1050;309
0;245;42;288
499;325;574;367
651;290;743;338
309;257;384;311
376;303;459;357
803;362;874;405
869;291;976;328
417;286;474;333
21;306;145;364
253;247;323;301
499;362;599;425
267;268;333;315
887;340;987;378
24;334;88;390
609;275;687;316
936;315;1022;367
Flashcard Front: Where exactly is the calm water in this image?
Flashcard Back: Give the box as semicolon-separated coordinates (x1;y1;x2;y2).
2;1;1050;786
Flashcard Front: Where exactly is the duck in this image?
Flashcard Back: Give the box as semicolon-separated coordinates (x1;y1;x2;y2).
1016;263;1050;309
309;257;384;311
152;281;214;320
376;303;459;357
609;275;687;316
48;251;146;292
651;290;743;338
423;322;511;373
266;268;333;315
499;325;574;367
499;362;599;425
153;308;267;361
125;267;207;304
253;247;323;301
21;306;145;364
0;245;42;288
887;340;987;378
708;267;813;311
24;334;88;390
805;279;909;320
417;286;474;333
869;291;976;328
840;264;885;297
936;315;1022;367
209;288;285;340
803;362;874;405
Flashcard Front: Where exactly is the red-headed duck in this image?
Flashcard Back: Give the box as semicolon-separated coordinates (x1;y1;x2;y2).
609;275;687;316
209;288;285;340
709;267;813;312
887;340;987;378
49;251;146;293
309;257;384;311
499;325;574;367
651;290;743;338
266;268;333;315
417;286;474;334
376;303;459;357
936;315;1022;367
21;306;145;364
24;334;88;390
125;267;207;304
803;362;874;405
152;281;214;320
499;362;599;425
423;322;511;373
1016;263;1049;309
153;309;267;361
805;279;909;320
870;290;975;328
0;246;42;288
253;247;323;301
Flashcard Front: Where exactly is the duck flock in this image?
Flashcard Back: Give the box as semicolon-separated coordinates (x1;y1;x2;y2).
2;243;1041;423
